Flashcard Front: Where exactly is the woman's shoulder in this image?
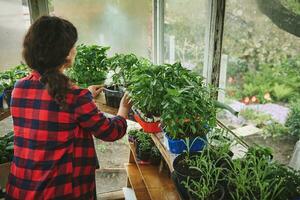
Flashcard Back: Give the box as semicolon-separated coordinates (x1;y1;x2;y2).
68;85;92;102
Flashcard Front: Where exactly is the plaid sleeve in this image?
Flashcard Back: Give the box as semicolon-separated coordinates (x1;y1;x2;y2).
74;89;127;141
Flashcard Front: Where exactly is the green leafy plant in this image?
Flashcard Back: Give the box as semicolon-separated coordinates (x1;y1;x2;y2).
263;121;288;137
128;62;205;118
103;53;139;87
239;108;273;128
0;131;14;164
127;60;162;117
183;155;224;200
128;129;141;139
161;84;216;139
0;64;29;93
266;163;300;199
232;57;300;104
66;44;109;87
136;132;153;152
285;100;300;138
227;156;284;200
246;144;273;160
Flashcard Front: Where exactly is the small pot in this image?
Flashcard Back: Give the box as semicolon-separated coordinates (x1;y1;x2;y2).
135;143;151;162
165;133;207;154
103;86;124;108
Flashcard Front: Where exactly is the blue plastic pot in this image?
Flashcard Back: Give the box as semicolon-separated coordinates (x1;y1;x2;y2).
164;133;207;154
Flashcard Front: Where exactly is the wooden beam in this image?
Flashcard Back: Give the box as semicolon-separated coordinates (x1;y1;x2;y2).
28;0;49;23
211;0;226;90
203;0;226;91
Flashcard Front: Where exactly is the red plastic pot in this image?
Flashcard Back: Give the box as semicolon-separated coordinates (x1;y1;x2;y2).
133;114;161;133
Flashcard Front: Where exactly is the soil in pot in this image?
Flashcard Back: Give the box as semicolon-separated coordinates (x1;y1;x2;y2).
103;85;124;108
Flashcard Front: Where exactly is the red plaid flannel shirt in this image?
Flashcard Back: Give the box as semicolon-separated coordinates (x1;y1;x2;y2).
5;71;127;199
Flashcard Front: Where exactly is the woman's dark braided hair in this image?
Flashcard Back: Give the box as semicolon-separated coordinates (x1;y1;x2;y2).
22;15;78;109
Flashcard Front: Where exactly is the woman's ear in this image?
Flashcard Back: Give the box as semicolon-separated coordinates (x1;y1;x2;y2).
65;47;77;67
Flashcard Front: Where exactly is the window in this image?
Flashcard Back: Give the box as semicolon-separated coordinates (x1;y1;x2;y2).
50;0;153;58
163;0;209;73
219;0;300;165
0;0;30;71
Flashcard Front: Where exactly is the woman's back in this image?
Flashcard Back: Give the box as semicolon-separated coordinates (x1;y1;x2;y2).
6;71;127;199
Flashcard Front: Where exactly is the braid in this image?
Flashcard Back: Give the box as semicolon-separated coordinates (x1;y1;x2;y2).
40;69;71;109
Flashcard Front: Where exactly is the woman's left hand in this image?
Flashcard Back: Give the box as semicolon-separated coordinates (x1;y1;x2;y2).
88;85;104;98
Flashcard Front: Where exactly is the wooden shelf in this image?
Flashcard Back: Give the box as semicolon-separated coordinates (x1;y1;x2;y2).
127;143;180;200
125;163;151;200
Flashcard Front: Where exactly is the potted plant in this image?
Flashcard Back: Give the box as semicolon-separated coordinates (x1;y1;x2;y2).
182;156;225;200
226;155;285;200
128;61;164;133
102;53;139;108
172;134;233;199
66;44;109;88
135;131;153;162
0;131;14;189
128;62;205;133
224;144;300;199
161;84;216;154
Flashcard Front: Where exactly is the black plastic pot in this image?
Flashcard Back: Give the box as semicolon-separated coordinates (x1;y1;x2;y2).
135;143;151;162
103;86;124;108
173;153;202;199
150;155;161;165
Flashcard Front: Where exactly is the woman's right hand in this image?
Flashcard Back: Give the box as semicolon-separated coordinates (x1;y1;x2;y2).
117;92;132;119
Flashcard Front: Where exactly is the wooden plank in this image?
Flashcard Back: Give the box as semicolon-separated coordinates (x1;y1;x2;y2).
129;143;180;200
150;133;175;172
0;109;10;121
98;190;124;200
125;163;151;200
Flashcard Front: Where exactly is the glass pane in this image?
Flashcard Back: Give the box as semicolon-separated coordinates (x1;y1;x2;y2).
164;0;209;73
0;0;30;71
50;0;152;58
219;0;300;165
50;1;152;195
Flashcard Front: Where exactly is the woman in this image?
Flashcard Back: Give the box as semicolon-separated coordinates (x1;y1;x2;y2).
5;16;131;199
